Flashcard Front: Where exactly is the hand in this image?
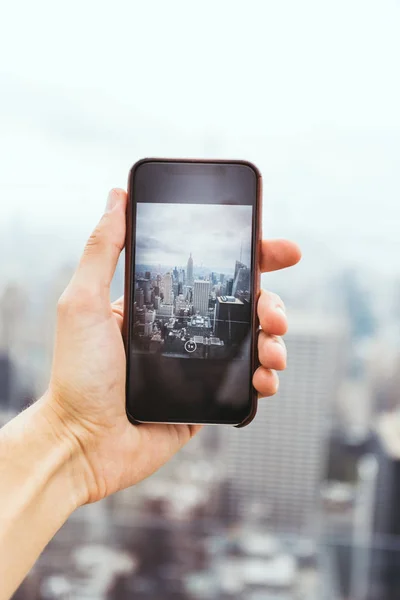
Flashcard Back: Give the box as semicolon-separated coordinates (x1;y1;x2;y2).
42;189;301;506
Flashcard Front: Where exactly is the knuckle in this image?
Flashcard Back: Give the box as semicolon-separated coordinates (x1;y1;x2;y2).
57;286;97;317
84;218;109;254
84;213;123;256
57;291;70;316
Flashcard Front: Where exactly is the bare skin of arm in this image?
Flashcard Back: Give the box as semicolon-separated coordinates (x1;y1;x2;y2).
0;189;301;599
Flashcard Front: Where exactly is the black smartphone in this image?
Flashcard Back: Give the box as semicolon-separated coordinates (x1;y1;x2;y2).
123;159;262;426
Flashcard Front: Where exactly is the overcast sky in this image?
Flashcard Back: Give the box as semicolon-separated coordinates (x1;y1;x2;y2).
0;0;399;274
136;203;252;271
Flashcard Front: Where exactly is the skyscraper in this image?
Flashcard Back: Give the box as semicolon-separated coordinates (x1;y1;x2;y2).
234;260;246;280
193;280;210;316
214;296;248;346
362;414;400;600
232;266;250;297
137;278;151;304
222;311;347;534
225;278;234;296
162;272;174;305
0;354;13;410
179;268;185;284
187;253;194;286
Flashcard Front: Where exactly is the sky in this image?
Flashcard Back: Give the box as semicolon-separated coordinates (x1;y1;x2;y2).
136;203;252;270
0;0;399;274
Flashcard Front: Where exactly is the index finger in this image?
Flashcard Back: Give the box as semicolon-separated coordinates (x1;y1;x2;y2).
260;239;302;273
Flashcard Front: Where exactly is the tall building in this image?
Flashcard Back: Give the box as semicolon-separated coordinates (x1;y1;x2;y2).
0;284;26;353
193;280;210;316
187;253;194;286
137;278;152;304
225;278;234;296
214;296;248;346
178;268;185;286
0;354;13;410
183;285;193;303
137;288;144;308
222;311;347;534
361;413;400;600
162;272;173;305
234;260;246;280
232;266;250;297
172;283;179;300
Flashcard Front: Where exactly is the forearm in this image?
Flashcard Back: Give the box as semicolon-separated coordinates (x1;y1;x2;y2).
0;399;85;600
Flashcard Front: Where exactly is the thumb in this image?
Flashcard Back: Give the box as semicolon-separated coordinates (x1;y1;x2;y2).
74;189;127;294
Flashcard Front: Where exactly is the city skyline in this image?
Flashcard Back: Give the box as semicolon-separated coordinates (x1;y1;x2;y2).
132;252;251;359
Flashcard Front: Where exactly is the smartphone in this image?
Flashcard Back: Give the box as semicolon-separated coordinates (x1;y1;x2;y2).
123;159;262;426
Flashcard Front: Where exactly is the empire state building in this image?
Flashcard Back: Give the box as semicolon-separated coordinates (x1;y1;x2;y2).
187;253;194;286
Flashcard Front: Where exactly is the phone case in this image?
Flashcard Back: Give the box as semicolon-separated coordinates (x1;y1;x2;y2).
123;158;262;428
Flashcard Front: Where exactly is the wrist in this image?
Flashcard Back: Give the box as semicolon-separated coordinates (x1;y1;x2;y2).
35;392;93;508
0;397;87;598
0;396;90;516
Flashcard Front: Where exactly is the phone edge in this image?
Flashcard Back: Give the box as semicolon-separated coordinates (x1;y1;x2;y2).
123;158;262;427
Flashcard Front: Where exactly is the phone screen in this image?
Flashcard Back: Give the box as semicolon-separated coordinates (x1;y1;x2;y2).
126;160;259;425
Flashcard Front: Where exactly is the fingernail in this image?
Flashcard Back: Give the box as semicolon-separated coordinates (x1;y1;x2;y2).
106;190;119;212
275;305;286;316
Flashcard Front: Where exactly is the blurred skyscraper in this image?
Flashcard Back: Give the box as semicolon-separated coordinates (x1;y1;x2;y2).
0;283;32;413
222;311;347;534
0;354;13;412
362;413;400;600
0;283;25;354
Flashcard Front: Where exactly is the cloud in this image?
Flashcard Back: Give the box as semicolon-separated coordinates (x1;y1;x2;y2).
135;203;252;270
136;236;175;254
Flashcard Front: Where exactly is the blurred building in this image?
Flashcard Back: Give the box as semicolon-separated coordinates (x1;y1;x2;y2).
0;283;35;413
222;311;347;535
0;284;24;351
0;353;13;412
361;413;400;600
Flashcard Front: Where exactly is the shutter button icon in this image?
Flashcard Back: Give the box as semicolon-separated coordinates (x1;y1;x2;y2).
184;339;197;353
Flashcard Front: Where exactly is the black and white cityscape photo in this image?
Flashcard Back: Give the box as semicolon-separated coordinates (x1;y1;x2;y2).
132;202;253;359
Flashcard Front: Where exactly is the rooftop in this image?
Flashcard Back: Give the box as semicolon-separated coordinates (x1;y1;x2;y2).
216;295;243;305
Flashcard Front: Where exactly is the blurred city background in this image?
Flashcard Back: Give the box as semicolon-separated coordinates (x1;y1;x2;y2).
1;1;400;598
